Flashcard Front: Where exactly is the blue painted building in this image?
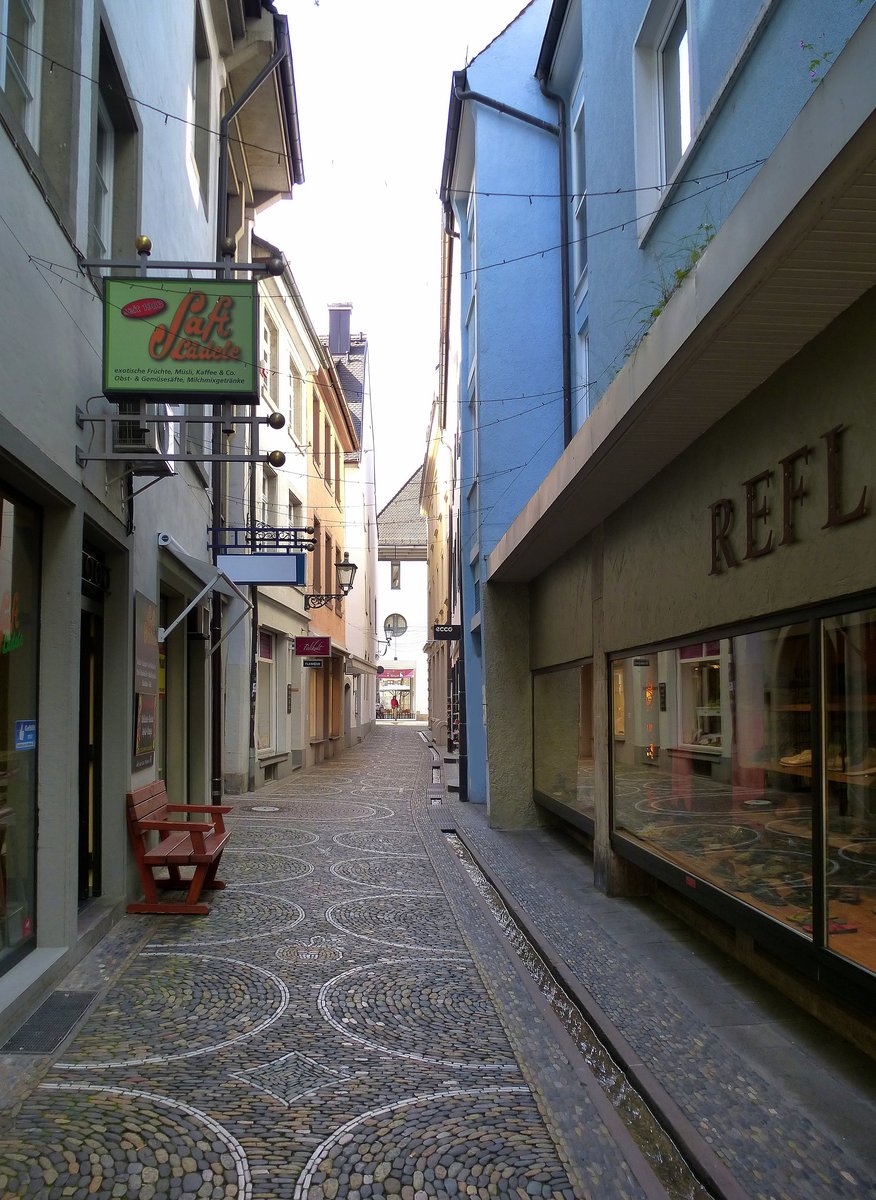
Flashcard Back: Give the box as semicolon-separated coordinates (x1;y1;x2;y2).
440;0;564;804
440;0;876;1022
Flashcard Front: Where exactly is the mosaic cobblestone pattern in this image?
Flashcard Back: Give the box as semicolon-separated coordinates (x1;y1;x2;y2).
0;729;658;1200
444;802;876;1200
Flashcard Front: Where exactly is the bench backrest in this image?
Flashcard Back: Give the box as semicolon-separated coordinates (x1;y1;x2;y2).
127;781;170;834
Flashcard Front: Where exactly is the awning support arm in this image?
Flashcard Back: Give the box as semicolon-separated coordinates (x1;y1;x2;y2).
158;579;215;643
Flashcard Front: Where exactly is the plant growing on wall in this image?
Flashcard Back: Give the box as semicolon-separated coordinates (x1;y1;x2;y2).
614;219;717;382
641;222;716;326
800;39;834;82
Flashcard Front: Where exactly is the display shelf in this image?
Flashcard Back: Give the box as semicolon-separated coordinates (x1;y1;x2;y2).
764;760;876;784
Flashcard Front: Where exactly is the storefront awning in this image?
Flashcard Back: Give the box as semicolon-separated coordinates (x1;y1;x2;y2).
157;533;251;653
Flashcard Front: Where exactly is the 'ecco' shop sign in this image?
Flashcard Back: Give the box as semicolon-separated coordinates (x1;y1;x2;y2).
709;424;867;575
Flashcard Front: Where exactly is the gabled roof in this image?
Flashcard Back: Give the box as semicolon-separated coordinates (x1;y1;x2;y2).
378;467;427;560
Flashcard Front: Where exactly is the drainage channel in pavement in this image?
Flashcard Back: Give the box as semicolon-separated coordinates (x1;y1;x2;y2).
445;832;715;1200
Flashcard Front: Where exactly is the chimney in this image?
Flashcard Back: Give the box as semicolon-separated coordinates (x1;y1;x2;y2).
328;303;352;356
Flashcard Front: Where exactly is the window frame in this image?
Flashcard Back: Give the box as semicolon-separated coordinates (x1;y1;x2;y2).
658;0;691;183
89;91;115;260
0;0;43;147
571;99;588;288
633;0;696;241
189;2;212;212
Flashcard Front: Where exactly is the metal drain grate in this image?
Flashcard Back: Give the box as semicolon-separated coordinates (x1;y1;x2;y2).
1;990;98;1054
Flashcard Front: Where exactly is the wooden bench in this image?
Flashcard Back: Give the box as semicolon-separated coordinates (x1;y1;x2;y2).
126;780;232;915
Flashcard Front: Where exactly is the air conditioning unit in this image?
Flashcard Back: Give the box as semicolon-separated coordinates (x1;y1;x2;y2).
113;400;176;477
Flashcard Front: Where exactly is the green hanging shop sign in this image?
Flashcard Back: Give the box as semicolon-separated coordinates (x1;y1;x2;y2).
103;278;259;403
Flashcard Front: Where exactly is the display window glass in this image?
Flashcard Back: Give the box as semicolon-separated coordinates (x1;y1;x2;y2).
0;489;40;973
822;609;876;973
533;663;594;821
612;610;876;976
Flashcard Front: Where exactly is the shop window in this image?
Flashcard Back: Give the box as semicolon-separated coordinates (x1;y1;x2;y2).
0;489;41;974
822;608;876;974
612;623;828;947
257;629;275;752
533;662;594;822
0;0;43;145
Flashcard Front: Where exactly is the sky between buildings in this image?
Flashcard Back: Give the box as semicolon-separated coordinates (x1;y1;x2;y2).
256;0;528;512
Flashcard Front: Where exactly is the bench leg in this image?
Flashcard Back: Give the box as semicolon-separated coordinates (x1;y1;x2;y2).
202;853;226;892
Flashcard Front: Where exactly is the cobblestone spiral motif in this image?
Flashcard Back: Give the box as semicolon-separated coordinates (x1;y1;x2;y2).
332;830;427;857
318;959;518;1070
324;893;461;952
56;953;289;1069
329;856;436;891
223;822;318;849
0;1084;250;1199
148;890;305;948
292;1086;573;1200
222;849;314;888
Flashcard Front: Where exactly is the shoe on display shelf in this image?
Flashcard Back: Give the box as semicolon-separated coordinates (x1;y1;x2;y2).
779;749;812;766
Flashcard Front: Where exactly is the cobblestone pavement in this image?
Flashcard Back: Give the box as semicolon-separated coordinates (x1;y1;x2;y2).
0;727;670;1200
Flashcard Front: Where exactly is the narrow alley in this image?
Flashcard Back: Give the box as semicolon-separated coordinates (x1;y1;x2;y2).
0;727;874;1200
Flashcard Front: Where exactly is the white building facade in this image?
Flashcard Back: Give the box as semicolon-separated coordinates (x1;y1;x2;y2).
0;0;301;1038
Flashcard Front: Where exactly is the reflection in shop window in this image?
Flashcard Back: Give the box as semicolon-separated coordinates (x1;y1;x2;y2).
822;608;876;975
612;663;625;737
612;626;816;941
678;641;721;750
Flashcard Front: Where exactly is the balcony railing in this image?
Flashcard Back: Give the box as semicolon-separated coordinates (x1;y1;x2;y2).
210;522;315;555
